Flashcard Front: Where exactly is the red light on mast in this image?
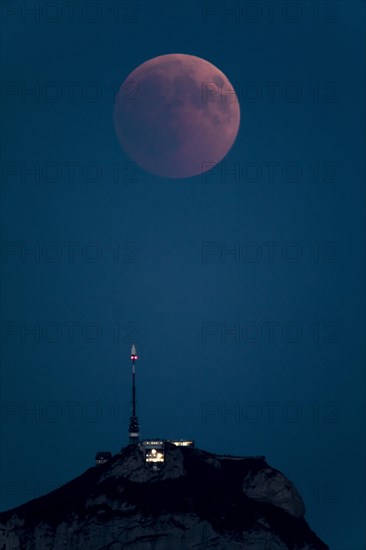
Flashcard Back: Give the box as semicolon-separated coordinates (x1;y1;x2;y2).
130;345;138;361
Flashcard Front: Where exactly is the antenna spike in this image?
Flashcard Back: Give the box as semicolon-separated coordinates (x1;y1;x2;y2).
128;344;140;444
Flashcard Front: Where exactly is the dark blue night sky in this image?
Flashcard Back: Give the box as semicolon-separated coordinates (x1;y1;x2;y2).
1;1;365;549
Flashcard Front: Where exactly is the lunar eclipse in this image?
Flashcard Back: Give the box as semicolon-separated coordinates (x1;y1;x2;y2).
113;54;240;178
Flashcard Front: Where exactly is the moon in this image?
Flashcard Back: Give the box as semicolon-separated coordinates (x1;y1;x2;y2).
113;54;240;179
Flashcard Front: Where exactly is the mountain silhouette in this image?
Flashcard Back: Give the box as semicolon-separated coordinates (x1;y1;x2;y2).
0;443;329;549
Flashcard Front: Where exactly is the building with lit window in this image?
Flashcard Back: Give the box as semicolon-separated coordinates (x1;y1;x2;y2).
95;451;112;465
169;440;195;447
140;439;194;470
140;440;165;470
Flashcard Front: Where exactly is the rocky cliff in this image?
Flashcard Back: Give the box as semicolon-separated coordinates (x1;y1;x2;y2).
0;443;329;549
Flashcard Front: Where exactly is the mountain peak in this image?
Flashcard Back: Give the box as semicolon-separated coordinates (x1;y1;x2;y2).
0;444;329;549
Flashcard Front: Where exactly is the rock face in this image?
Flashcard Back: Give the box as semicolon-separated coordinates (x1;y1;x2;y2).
0;444;329;549
241;467;306;518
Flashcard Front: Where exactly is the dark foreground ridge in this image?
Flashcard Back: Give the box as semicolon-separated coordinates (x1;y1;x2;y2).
0;444;329;549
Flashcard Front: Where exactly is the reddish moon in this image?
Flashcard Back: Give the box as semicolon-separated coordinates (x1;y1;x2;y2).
113;54;240;179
